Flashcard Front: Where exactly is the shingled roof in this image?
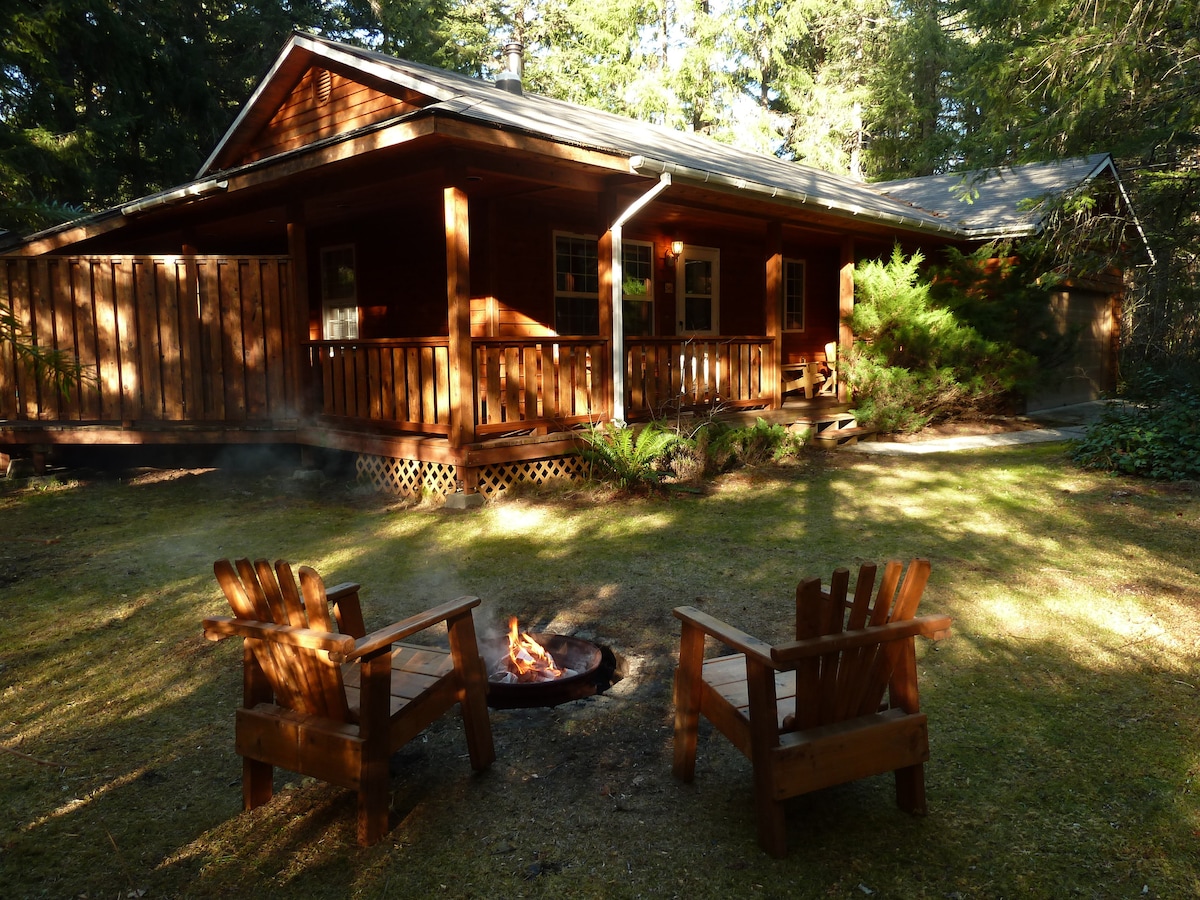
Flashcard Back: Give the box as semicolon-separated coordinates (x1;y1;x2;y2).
201;34;1128;242
874;154;1121;240
6;32;1129;250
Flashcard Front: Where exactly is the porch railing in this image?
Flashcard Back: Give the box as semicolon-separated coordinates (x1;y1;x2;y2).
473;338;609;435
308;338;452;434
307;336;611;437
624;336;773;419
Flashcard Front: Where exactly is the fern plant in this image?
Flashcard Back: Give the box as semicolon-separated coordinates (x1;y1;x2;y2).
579;421;679;490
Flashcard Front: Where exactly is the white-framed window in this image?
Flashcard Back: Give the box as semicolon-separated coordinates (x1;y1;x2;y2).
554;232;599;335
675;245;720;335
320;245;359;340
622;240;654;336
783;258;806;332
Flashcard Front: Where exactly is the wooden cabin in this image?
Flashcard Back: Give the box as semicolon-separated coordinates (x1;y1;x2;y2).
0;34;1129;497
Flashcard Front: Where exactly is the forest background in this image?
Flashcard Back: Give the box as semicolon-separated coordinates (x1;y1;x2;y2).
1;0;1197;381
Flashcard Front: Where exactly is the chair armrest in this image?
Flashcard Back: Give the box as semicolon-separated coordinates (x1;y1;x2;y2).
202;616;356;655
770;614;952;665
673;606;776;668
337;596;482;663
326;582;360;601
324;581;366;638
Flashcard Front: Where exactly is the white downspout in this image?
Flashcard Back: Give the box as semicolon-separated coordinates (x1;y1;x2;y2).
609;172;671;424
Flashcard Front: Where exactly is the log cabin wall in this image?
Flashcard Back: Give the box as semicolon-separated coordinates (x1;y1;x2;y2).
0;256;299;426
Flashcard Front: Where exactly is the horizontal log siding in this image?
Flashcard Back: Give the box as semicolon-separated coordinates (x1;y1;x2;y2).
625;337;773;419
308;339;451;434
474;338;609;435
0;256;296;425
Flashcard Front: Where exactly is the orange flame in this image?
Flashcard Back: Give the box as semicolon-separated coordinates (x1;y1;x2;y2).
503;617;563;682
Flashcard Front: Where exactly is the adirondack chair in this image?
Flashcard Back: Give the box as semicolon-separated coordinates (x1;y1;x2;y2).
816;341;838;395
781;360;826;399
202;558;495;846
672;559;951;857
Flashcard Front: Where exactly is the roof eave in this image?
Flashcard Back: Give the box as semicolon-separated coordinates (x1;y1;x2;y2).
629;155;968;239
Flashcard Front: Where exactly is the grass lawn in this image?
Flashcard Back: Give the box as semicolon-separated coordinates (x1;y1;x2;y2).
2;442;1198;899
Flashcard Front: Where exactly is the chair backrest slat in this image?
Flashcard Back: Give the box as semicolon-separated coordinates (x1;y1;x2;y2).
816;568;849;723
833;562;878;719
791;559;931;728
298;566;336;634
213;558;353;723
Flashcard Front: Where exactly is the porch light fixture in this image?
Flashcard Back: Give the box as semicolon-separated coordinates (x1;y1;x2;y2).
665;240;684;262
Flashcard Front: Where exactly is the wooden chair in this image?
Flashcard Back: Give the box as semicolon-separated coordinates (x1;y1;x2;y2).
202;558;496;846
781;360;826;399
817;341;838;395
672;559;951;856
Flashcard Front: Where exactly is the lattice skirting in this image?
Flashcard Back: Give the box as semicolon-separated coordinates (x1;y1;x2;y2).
475;454;588;497
355;452;588;499
355;455;458;498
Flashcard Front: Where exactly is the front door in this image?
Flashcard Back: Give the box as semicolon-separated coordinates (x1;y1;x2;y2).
675;245;719;335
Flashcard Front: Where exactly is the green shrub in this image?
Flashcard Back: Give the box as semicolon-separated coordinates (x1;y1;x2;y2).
847;246;1037;432
1071;392;1200;480
579;421;679;490
709;418;806;467
579;417;808;491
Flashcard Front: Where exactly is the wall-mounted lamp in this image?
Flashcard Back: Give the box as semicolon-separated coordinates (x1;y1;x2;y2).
665;240;684;263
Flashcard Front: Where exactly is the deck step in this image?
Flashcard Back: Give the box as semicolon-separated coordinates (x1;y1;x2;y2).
812;425;878;448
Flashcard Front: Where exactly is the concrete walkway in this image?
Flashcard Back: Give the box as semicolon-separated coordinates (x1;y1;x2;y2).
845;400;1106;456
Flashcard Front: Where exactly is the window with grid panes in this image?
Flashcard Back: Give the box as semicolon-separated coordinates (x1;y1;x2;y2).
783;259;806;331
554;233;600;335
621;241;654;336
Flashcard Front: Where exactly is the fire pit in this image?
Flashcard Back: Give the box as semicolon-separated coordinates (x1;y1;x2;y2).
484;619;607;709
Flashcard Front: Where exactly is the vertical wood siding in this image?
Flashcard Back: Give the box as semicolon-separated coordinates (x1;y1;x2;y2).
235;68;418;166
0;256;296;425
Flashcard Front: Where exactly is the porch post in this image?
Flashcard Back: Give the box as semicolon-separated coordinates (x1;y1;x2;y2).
286;205;311;416
445;185;476;452
838;236;855;403
599;228;620;422
765;221;783;409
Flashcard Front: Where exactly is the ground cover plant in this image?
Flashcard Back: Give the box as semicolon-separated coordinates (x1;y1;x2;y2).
2;442;1198;898
1072;389;1200;481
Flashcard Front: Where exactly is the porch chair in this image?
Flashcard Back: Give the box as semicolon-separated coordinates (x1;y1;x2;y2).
817;341;838;395
672;558;951;856
202;558;496;845
781;359;827;399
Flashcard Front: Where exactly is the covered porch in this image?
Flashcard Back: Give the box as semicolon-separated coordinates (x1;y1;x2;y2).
0;254;842;496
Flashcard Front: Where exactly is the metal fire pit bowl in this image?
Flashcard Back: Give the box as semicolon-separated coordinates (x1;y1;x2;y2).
484;633;604;709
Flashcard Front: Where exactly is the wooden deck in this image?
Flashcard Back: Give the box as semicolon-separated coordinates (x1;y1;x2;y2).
1;254;815;492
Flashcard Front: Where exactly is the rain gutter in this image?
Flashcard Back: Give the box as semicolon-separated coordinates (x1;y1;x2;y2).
120;178;229;217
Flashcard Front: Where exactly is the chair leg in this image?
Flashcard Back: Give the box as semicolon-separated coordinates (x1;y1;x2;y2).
357;767;390;847
754;791;788;859
459;668;496;772
243;757;274;810
356;652;393;846
672;624;705;782
446;614;496;771
895;762;927;814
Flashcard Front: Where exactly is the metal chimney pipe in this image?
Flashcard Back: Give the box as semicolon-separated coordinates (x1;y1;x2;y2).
496;41;524;95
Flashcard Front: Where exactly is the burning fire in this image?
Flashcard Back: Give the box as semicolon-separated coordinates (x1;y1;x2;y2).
490;618;566;684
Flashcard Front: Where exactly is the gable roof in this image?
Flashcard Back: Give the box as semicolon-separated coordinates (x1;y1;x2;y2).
5;31;1133;253
201;32;960;237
